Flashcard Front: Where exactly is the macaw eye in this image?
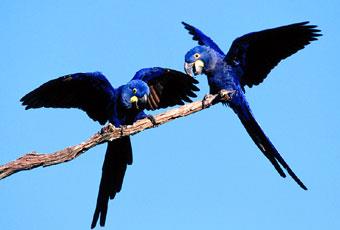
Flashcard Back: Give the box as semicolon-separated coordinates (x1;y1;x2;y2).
132;88;137;94
194;53;200;59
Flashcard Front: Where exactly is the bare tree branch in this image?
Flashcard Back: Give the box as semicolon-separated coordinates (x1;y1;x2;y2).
0;94;220;180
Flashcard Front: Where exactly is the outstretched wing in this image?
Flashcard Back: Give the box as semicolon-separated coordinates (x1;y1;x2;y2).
182;21;225;55
20;72;115;125
132;67;199;110
224;21;322;89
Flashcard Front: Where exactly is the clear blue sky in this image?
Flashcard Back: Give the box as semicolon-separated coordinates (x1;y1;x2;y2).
1;1;339;229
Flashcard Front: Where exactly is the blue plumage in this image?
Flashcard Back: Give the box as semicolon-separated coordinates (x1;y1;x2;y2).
183;21;322;190
21;67;199;228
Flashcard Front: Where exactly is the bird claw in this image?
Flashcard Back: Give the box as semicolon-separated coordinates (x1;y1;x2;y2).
219;89;235;102
119;125;128;136
100;123;115;134
202;94;213;108
146;115;158;126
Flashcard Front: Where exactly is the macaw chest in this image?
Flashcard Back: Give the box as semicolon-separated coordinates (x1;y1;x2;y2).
109;107;135;127
207;71;240;94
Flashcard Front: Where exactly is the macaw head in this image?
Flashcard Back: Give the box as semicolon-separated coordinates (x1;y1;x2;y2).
121;80;149;110
184;46;219;77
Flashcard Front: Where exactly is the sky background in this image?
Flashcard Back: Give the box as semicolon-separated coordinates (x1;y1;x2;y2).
1;1;339;229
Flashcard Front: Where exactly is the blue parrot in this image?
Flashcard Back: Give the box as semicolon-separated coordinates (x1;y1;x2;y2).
182;21;321;190
20;67;199;228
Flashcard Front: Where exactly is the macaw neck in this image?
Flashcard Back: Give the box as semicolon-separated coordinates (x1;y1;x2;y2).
203;48;225;73
204;55;224;76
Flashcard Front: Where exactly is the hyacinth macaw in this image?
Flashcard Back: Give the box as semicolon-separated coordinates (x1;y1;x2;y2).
183;21;321;190
20;67;199;228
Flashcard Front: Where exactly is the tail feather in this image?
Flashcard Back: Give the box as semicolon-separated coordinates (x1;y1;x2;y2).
234;104;307;190
91;136;133;229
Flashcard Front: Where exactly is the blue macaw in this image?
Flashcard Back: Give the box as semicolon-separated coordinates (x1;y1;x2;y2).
182;21;321;190
20;67;199;228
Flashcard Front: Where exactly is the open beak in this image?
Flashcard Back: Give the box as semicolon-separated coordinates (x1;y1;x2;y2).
184;60;204;77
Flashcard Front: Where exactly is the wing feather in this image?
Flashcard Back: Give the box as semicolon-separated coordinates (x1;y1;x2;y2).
20;72;115;125
224;22;322;89
132;67;199;111
182;22;225;55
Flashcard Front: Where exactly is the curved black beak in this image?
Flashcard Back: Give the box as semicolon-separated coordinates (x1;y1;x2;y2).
130;94;148;110
139;94;148;105
184;62;195;77
184;60;204;77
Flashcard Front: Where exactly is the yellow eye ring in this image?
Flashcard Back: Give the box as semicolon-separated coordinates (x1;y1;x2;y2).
132;88;137;94
194;53;200;59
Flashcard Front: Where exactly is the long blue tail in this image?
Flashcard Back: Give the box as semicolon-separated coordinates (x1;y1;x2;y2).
91;136;133;228
232;103;307;190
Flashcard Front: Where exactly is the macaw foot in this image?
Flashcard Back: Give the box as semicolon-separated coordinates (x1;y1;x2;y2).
119;125;128;136
202;94;214;108
219;89;236;102
146;115;158;126
100;123;116;134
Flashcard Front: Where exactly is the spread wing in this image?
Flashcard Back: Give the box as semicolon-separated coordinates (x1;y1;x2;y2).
182;21;225;55
224;21;322;89
20;72;115;125
132;67;199;110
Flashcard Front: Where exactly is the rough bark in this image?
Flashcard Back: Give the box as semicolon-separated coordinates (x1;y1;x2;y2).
0;94;220;180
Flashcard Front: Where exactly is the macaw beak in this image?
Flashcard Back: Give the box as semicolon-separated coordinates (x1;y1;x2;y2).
184;60;205;77
130;96;139;109
139;94;148;105
130;94;148;110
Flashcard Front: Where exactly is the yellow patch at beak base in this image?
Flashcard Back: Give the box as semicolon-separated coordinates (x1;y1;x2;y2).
195;59;204;68
194;60;204;74
130;96;138;103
